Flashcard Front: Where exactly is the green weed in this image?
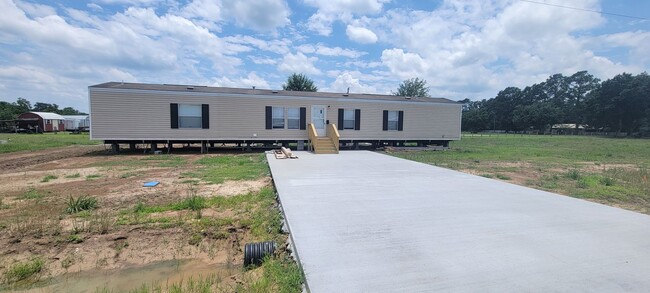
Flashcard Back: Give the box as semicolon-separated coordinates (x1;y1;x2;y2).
41;175;58;183
85;174;102;180
565;169;581;180
4;257;44;284
67;234;83;243
495;174;511;180
66;196;98;214
17;188;46;200
65;173;81;179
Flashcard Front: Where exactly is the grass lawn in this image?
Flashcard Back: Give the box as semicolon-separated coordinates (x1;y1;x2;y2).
390;134;650;214
0;133;99;153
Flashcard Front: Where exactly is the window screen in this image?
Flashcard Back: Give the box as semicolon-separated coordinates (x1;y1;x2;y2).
387;110;399;131
287;108;300;129
179;104;202;128
272;107;285;129
343;109;355;129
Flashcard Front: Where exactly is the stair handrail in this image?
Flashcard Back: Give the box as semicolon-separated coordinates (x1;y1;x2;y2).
326;123;340;152
308;123;318;152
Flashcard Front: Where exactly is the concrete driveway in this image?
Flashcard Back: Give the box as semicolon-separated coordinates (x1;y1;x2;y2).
267;151;650;292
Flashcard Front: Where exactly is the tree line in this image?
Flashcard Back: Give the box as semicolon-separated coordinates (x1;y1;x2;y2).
0;98;86;120
459;71;650;136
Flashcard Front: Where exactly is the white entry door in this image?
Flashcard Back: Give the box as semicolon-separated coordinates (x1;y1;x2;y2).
311;105;326;136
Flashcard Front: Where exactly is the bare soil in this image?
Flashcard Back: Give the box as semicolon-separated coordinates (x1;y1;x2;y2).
0;147;269;289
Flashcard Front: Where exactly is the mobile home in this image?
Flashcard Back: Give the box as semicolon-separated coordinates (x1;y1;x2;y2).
89;82;461;153
63;115;90;131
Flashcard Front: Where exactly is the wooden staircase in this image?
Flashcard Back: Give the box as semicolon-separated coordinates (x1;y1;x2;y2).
308;123;340;154
312;137;338;154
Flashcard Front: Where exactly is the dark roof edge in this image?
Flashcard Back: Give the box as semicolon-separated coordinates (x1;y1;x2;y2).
90;82;460;104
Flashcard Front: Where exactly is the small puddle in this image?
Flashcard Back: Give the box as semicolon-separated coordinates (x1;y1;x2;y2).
7;259;238;292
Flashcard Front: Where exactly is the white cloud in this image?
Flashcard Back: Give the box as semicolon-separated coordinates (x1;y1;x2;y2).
249;56;278;65
278;52;321;75
96;0;158;5
327;71;377;93
304;0;389;35
87;3;103;11
380;48;427;79
15;0;56;17
225;35;291;54
222;0;290;32
213;72;271;89
304;0;388;15
346;25;377;44
306;12;335;36
179;0;222;30
297;44;365;58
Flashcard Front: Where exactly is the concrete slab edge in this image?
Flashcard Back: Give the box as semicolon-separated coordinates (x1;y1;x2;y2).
266;153;311;293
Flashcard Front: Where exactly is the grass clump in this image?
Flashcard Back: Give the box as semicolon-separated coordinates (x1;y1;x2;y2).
66;196;97;214
85;174;102;180
17;188;45;200
65;173;81;179
67;234;84;243
240;256;304;293
41;175;58;183
495;174;511;180
4;257;44;284
565;169;581;180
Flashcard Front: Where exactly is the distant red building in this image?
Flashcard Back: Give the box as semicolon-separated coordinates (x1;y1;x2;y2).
17;112;65;132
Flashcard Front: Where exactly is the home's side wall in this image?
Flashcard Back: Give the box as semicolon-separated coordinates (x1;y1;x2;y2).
90;88;461;141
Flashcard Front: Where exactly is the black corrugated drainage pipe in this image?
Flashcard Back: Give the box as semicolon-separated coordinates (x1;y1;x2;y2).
244;241;276;267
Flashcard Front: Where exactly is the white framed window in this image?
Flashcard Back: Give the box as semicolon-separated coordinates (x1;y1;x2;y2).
179;104;202;128
45;119;51;124
287;108;300;129
272;107;285;129
387;110;399;131
343;109;355;130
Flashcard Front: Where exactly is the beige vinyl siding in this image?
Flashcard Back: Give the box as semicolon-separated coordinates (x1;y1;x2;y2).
89;88;461;141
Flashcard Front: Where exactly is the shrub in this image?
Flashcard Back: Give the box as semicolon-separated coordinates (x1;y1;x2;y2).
600;176;616;186
66;196;97;214
4;258;44;283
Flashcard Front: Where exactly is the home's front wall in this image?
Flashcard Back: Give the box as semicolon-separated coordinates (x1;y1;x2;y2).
90;88;461;141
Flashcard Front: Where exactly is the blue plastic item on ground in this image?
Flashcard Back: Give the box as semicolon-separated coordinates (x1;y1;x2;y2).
143;181;160;187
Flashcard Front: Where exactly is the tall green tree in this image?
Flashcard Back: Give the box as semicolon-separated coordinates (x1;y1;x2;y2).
282;73;318;92
394;78;430;97
32;102;59;112
512;102;563;132
585;72;650;135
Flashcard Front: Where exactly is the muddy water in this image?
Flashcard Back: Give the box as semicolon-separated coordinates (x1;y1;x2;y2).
11;259;238;292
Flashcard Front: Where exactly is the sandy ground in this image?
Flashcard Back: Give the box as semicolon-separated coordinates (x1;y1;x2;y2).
0;146;269;287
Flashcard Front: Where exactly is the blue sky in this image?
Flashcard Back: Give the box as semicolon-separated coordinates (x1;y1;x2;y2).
0;0;648;112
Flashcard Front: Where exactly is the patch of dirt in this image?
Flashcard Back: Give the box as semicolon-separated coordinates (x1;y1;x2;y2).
0;146;271;288
0;145;106;174
578;162;641;173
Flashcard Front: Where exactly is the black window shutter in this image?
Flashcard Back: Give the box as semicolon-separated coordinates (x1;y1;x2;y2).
265;106;272;129
338;108;344;130
382;110;388;131
300;107;306;130
354;109;361;130
170;103;178;129
201;104;209;129
398;110;404;131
